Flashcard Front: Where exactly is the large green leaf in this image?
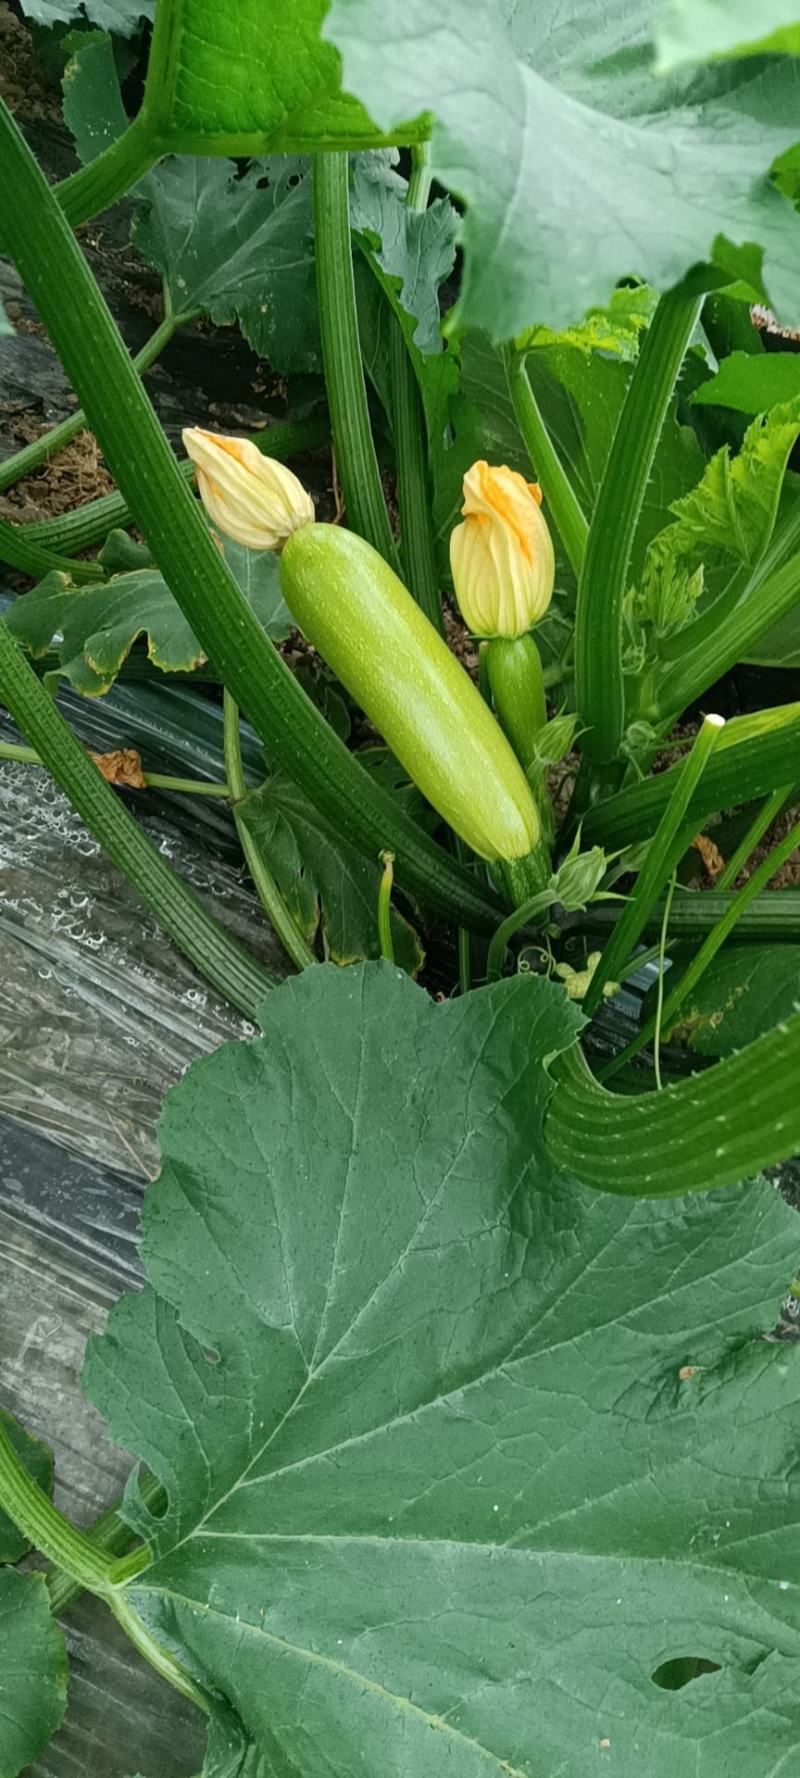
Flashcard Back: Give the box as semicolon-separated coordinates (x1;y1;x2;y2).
133;157;321;371
325;0;800;336
0;1570;68;1777
657;0;800;69
74;963;800;1777
142;0;417;155
5;546;291;696
239;749;425;974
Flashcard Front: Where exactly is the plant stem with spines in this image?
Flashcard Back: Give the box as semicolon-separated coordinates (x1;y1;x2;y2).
504;348;588;577
574;284;701;767
313;152;397;565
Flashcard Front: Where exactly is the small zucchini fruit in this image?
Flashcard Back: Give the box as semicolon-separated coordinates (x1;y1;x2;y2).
280;524;541;862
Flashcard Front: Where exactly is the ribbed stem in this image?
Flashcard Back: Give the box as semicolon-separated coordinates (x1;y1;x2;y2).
313;152;396;564
0;312;183;496
389;145;443;631
51;112;159;232
504;348;588;577
582;713;725;1017
0;618;275;1019
567;888;800;942
0;519;102;583
390;315;443;630
0;1416;114;1590
574;284;701;764
0;101;500;932
223;690;316;973
47;1472;167;1616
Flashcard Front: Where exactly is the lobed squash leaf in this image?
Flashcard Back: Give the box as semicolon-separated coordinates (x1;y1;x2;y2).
61;962;800;1777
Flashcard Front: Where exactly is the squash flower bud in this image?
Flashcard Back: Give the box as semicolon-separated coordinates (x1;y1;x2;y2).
450;460;555;638
182;428;315;552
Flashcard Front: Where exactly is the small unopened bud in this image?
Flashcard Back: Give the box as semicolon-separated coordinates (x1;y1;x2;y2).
182;428;315;552
552;835;608;911
450;460;555;638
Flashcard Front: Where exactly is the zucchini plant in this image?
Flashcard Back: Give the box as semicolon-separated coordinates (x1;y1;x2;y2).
3;1;800;1774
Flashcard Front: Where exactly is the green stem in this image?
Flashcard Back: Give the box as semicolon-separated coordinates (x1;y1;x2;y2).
0;311;185;496
656;551;800;719
582;713;724;1017
0;101;499;932
0;739;230;796
0;519;102;583
569;888;800;943
20;415;330;557
47;1472;167;1616
222;690;316;973
0;620;275;1019
486;886;555;982
546;1002;800;1197
50;112;160;233
313;152;396;565
503;348;588;577
602;810;800;1080
377;850;395;963
0;1417;114;1590
574;284;701;765
408;142;433;210
389;151;443;631
716;785;793;890
106;1592;209;1713
390;314;443;630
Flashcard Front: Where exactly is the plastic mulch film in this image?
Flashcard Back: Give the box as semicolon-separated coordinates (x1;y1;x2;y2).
0;1115;205;1777
0;712;287;1179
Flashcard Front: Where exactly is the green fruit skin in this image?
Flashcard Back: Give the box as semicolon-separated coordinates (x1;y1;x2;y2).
280;525;540;861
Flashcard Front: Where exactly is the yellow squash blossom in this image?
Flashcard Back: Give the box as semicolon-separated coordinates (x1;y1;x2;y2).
182;428;314;551
450;460;555;638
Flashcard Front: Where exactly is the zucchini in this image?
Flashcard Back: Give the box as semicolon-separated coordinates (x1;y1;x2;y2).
280;525;541;862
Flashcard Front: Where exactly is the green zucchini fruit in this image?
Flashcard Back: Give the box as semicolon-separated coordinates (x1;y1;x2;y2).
280;525;541;862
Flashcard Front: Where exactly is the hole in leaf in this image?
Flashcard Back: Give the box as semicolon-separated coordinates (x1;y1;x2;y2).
651;1656;721;1691
202;1346;220;1366
288;172;301;187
